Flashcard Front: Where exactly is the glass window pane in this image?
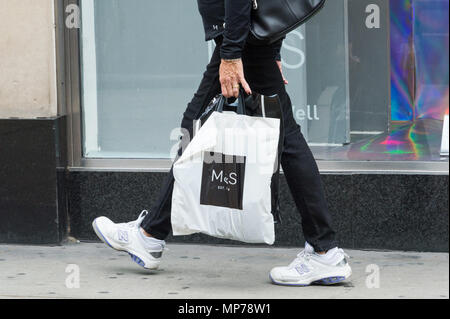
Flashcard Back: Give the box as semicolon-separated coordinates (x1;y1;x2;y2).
80;0;449;163
81;0;208;158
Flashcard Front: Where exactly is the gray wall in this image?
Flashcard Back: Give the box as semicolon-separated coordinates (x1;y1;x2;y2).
0;0;57;119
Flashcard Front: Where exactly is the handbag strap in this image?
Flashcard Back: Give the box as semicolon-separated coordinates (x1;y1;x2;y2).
216;91;246;115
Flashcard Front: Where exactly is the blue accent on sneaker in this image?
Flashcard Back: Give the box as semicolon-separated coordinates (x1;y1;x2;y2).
313;276;346;285
129;253;145;268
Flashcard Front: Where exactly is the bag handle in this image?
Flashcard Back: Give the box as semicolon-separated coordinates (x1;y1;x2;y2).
216;91;246;115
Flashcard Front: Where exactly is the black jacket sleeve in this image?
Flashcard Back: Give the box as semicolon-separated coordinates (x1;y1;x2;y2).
220;0;252;60
272;38;284;61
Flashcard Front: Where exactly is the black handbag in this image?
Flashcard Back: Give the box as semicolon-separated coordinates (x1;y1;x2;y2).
249;0;327;44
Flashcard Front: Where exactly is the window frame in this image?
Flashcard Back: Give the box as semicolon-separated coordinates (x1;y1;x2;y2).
59;0;449;175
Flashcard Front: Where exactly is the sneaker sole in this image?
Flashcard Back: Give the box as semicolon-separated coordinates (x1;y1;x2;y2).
269;274;310;287
313;276;347;285
92;219;160;270
269;269;351;287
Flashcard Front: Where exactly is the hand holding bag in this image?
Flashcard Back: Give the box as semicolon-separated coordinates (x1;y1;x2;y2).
250;0;327;44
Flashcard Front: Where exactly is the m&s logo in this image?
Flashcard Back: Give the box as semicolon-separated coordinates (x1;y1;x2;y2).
212;169;238;186
201;152;246;210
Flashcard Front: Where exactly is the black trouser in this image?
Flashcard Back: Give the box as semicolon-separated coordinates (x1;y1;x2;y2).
141;37;338;252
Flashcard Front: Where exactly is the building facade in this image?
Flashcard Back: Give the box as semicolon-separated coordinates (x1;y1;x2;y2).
0;0;448;251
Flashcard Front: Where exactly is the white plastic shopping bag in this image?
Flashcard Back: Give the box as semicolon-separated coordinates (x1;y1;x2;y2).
171;107;280;245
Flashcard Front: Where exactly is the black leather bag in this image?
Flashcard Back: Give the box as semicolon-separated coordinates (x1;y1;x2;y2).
249;0;327;44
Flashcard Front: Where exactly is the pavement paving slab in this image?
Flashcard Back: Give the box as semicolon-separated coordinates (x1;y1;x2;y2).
0;243;448;299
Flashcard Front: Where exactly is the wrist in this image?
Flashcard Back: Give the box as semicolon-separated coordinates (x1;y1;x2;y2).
222;58;242;64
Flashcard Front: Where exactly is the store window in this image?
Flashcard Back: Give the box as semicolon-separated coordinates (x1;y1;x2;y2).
79;0;449;162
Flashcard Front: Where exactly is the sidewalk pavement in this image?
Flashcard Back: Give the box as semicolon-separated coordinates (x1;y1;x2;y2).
0;242;448;299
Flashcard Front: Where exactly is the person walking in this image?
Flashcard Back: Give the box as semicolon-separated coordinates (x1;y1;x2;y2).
92;0;352;286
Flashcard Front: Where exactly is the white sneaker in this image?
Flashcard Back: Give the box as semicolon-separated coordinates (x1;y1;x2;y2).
92;210;165;270
270;242;352;286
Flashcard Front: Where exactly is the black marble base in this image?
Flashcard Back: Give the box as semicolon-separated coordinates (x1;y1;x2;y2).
67;171;448;252
0;117;67;244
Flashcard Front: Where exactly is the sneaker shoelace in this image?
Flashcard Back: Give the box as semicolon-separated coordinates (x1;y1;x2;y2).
289;249;313;268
